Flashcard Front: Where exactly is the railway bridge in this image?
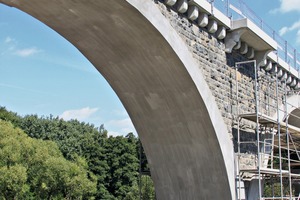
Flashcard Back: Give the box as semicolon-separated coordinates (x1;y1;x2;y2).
1;0;300;199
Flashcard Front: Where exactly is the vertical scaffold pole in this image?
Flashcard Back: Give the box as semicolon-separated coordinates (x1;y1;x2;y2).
284;79;292;199
254;60;262;200
276;65;284;199
235;63;241;200
235;60;257;200
139;140;142;200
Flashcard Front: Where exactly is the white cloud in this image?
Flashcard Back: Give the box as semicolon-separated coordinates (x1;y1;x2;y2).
279;0;300;12
106;118;136;136
112;109;128;117
271;0;300;13
2;36;41;57
14;47;41;57
279;27;288;36
4;37;13;44
279;19;300;36
59;107;99;121
107;131;124;137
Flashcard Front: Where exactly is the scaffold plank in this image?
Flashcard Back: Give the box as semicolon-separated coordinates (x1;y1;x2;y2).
240;167;289;175
239;113;277;125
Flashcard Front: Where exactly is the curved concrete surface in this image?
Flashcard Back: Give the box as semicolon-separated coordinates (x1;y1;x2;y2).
285;95;300;128
0;0;234;199
278;95;300;126
289;109;300;128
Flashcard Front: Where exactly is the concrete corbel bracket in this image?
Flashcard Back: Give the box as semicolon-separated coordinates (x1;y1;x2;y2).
254;50;273;68
224;29;245;53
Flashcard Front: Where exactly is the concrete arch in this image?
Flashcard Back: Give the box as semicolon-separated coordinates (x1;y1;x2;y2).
278;94;300;124
283;95;300;127
288;109;300;128
0;0;235;199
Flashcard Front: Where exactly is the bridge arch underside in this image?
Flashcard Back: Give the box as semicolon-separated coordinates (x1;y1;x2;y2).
1;0;232;199
288;109;300;128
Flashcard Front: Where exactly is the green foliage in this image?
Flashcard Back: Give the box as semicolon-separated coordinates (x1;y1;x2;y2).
0;120;96;199
104;134;139;199
124;176;155;200
0;165;28;199
264;182;282;197
140;175;156;200
0;107;155;199
0;107;21;127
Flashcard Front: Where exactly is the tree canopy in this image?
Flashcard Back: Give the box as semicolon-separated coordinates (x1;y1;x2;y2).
0;107;155;199
0;120;96;199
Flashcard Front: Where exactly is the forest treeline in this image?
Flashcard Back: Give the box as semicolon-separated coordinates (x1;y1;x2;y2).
0;107;155;200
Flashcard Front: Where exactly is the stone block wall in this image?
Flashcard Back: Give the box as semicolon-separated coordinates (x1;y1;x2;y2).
154;0;289;167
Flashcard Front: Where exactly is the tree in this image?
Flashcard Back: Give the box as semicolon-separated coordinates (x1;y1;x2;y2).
0;120;96;199
124;175;156;200
0;107;156;199
104;134;139;199
0;165;28;199
0;107;21;127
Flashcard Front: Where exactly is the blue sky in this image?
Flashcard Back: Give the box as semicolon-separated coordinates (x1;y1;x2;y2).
243;0;300;45
0;4;135;136
0;0;299;136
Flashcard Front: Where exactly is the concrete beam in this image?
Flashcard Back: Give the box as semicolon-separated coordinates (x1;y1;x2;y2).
290;78;297;87
231;18;277;51
234;40;241;50
264;60;272;71
224;30;244;53
255;50;273;68
207;19;218;33
270;64;277;75
216;26;226;40
246;47;255;59
240;42;248;55
165;0;177;6
287;74;292;84
187;5;198;21
277;68;283;78
188;0;230;28
281;71;288;81
198;12;208;27
176;0;188;13
268;52;300;84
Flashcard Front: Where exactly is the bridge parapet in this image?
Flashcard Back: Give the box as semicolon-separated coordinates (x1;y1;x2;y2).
161;0;300;90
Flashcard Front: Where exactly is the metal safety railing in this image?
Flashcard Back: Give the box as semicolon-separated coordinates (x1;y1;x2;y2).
206;0;300;72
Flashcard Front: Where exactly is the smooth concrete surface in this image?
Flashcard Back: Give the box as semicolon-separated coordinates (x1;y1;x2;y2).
277;95;300;128
0;0;234;199
130;1;235;198
289;109;300;127
231;18;277;52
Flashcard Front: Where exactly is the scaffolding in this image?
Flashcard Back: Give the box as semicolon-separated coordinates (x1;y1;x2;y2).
235;59;300;200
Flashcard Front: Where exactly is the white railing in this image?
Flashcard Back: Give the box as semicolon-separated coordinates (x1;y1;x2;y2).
206;0;300;72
